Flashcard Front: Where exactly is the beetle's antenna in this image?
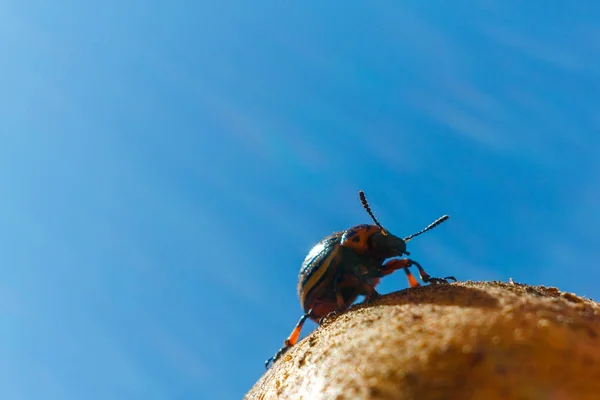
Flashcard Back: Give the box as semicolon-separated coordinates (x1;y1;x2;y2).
404;215;449;242
359;191;387;235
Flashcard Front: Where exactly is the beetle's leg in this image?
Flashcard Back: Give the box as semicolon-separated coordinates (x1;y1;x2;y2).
351;276;381;301
338;273;380;300
319;277;355;324
403;268;421;288
265;310;314;369
334;272;380;306
318;310;338;325
333;275;348;310
410;260;457;284
319;276;349;325
362;283;380;302
380;258;421;288
380;258;455;286
320;276;379;324
340;280;380;304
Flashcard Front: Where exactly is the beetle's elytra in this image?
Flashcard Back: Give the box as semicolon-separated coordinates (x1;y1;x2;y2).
265;191;456;369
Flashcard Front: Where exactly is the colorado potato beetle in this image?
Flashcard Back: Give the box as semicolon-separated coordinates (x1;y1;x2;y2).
265;191;456;369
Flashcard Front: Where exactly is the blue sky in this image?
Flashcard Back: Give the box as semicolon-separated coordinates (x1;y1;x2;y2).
1;1;599;399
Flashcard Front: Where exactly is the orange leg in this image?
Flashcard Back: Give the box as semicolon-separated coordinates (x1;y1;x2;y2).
265;310;313;369
381;258;456;287
404;268;421;288
409;260;456;284
380;258;420;288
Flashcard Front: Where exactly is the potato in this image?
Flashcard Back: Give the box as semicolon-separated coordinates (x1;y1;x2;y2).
247;281;600;400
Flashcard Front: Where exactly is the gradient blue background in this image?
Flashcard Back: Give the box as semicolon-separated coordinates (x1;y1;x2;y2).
1;1;599;399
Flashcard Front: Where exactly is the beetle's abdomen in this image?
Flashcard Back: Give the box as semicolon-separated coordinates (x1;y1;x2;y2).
298;232;344;314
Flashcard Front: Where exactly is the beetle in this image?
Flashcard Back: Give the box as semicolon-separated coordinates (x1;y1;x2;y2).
265;190;456;369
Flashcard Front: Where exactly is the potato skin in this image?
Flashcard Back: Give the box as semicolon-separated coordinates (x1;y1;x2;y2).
247;281;600;400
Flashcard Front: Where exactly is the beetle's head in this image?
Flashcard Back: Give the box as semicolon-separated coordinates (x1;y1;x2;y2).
369;230;408;258
358;190;450;258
